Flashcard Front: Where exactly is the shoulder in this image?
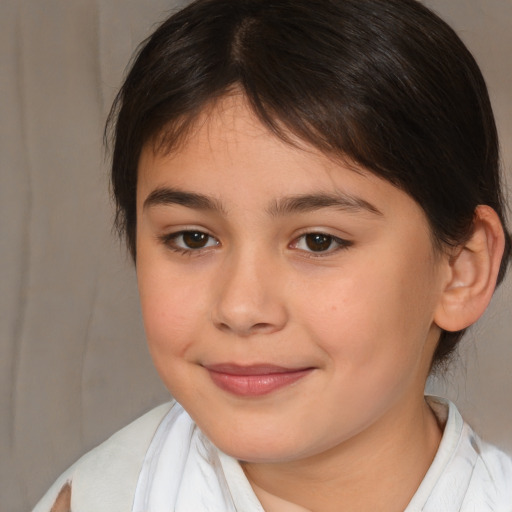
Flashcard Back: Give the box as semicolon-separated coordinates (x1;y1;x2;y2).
412;397;512;511
468;435;512;507
32;402;176;512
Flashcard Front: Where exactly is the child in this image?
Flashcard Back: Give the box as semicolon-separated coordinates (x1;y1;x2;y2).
34;0;512;510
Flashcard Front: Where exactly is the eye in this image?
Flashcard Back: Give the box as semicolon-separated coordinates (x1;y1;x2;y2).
162;230;219;252
292;233;352;254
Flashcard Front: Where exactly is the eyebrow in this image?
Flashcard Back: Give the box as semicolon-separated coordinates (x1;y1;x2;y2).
143;187;226;213
267;193;383;217
143;187;382;217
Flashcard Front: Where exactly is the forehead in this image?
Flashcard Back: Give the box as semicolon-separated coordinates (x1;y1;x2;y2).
144;94;313;168
136;94;427;229
139;94;354;191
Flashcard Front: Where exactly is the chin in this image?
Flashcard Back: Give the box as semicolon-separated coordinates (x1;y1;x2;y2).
202;421;316;464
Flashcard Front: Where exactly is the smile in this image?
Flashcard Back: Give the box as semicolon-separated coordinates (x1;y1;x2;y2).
204;364;314;397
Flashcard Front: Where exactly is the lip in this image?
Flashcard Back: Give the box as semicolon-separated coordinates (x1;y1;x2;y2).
203;363;314;397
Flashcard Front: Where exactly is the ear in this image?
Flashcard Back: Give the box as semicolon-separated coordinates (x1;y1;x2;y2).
434;205;505;332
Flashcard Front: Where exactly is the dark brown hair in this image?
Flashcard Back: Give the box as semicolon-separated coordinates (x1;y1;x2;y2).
107;0;511;369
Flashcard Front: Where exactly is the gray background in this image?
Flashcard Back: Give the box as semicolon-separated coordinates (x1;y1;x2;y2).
1;1;510;511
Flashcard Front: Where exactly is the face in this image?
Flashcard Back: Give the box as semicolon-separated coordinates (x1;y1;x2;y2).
136;95;446;464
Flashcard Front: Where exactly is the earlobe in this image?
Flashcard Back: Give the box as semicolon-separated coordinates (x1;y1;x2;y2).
434;205;505;332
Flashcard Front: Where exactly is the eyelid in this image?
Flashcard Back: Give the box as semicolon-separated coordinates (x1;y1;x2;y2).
289;231;353;256
157;227;352;258
159;228;220;254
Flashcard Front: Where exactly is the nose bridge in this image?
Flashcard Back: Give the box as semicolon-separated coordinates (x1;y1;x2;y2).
212;243;287;336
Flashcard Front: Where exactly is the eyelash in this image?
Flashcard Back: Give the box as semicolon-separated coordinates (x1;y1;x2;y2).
159;230;220;256
290;232;353;257
159;230;353;257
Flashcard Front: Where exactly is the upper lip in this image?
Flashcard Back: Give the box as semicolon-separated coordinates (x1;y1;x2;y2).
203;363;313;375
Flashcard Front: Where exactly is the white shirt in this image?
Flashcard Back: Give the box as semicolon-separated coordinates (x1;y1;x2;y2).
33;397;512;511
133;397;512;512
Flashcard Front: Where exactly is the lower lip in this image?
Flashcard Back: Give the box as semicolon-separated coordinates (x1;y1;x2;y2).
207;369;312;397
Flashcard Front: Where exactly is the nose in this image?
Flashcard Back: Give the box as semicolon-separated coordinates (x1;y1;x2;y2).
212;250;288;337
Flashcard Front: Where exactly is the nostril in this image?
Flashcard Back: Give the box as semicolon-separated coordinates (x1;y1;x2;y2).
216;322;232;333
211;284;288;335
252;322;273;331
214;320;276;336
245;322;279;336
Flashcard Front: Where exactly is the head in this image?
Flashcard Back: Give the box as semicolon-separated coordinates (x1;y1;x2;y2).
108;0;510;372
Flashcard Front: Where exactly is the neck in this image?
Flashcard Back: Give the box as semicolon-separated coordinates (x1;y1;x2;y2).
242;395;442;512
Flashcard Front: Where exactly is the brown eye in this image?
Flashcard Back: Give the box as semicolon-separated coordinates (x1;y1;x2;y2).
304;233;334;252
163;230;219;252
292;232;352;255
182;231;210;249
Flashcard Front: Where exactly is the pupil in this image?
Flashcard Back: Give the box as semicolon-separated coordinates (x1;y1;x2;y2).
183;232;208;249
305;233;332;251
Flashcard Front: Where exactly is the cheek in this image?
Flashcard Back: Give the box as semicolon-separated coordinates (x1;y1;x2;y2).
295;249;438;372
137;261;205;360
138;269;207;399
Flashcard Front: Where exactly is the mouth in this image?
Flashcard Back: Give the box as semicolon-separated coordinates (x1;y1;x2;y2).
203;363;314;397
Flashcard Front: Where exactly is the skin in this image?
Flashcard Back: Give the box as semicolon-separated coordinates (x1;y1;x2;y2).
50;483;71;512
135;95;450;511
